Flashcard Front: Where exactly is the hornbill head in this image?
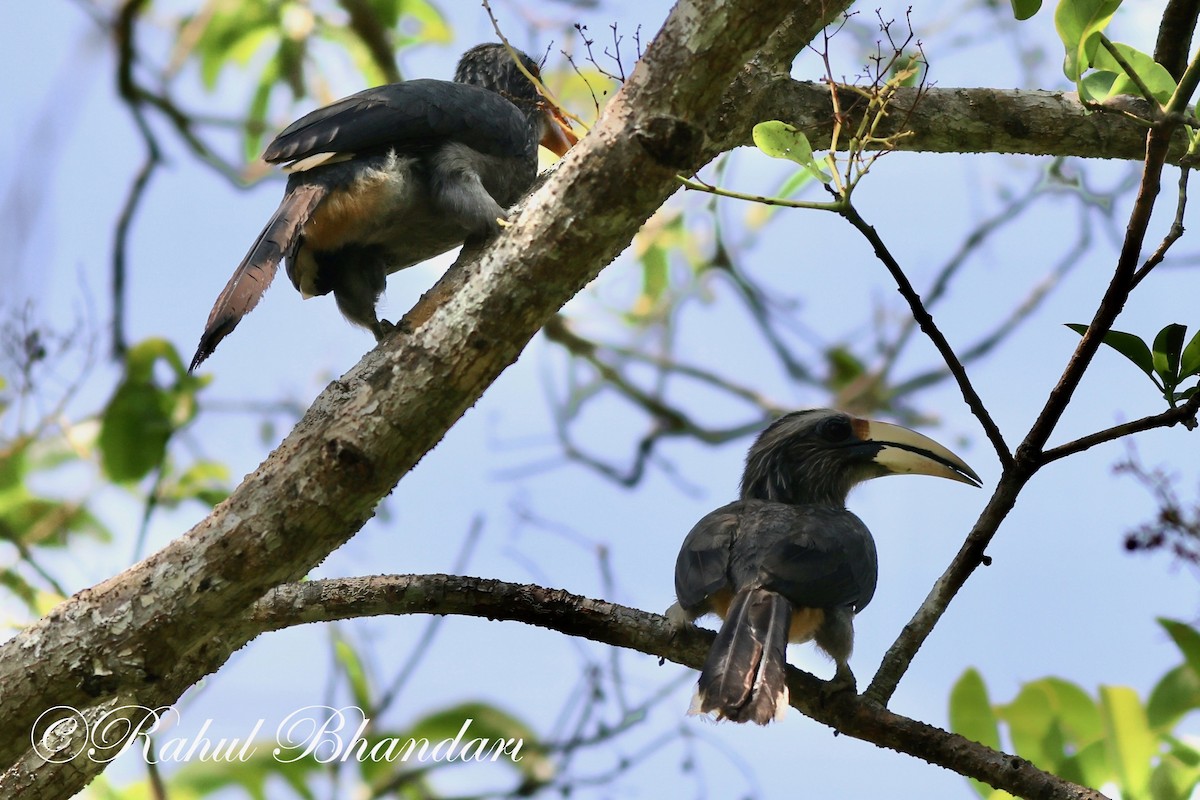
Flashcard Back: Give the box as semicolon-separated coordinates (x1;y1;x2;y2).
740;409;982;505
455;43;577;157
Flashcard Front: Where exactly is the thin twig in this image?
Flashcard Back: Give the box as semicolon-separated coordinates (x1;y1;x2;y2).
1132;166;1190;288
868;33;1199;706
838;203;1011;465
1039;396;1200;465
1099;35;1163;108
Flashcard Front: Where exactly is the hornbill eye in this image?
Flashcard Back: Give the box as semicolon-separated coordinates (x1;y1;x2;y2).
818;416;853;443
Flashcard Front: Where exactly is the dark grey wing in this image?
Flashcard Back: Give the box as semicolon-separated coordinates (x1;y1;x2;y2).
742;503;878;613
675;502;747;614
262;79;532;164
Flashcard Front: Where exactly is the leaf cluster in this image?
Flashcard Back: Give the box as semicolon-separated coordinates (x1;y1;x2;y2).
951;619;1200;800
1066;323;1200;412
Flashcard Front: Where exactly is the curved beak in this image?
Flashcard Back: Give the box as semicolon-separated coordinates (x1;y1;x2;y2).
851;418;982;487
539;104;579;157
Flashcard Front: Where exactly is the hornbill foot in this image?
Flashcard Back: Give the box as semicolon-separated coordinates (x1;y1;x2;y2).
820;665;857;705
495;216;512;228
663;603;693;637
372;319;396;342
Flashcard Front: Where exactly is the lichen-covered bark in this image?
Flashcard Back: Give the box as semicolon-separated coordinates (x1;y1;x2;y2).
0;0;1167;796
740;82;1180;162
0;1;834;796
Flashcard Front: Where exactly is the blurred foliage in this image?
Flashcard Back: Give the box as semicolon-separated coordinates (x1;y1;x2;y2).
950;618;1200;800
176;0;451;158
0;333;228;617
160;698;550;799
100;339;203;482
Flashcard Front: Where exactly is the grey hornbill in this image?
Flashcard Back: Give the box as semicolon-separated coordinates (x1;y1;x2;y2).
189;43;577;370
669;409;981;724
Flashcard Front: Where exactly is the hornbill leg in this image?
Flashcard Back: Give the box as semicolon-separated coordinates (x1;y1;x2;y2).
329;258;388;335
815;606;858;698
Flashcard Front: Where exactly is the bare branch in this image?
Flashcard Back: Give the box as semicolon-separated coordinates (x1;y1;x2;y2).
0;2;842;793
1039;397;1200;465
868;43;1200;708
249;574;1107;800
838;203;1011;465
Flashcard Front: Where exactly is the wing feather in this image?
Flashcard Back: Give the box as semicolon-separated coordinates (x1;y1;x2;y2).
262;80;531;166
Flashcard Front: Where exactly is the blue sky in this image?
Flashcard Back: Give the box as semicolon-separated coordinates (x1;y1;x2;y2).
3;1;1199;798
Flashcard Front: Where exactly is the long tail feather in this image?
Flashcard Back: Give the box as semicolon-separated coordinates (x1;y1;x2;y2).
692;588;791;724
189;183;326;371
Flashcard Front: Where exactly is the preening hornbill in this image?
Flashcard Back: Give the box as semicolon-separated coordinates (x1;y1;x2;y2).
189;43;577;371
669;409;981;724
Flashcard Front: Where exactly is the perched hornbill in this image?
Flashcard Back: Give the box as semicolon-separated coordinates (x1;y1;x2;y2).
189;43;577;370
669;409;981;724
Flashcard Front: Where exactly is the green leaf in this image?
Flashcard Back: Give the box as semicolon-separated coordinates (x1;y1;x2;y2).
191;4;279;90
1055;0;1122;81
0;569;40;613
825;346;866;392
156;460;230;509
173;741;323;800
247;61;280;161
1090;42;1177;103
1149;752;1200;800
1002;682;1059;770
394;0;452;44
1072;738;1117;792
321;26;391;88
334;637;373;712
98;339;198;483
1035;677;1103;743
995;678;1106;785
1148;665;1200;731
1010;0;1043;19
752;121;832;183
745;168;816;230
1153;324;1186;385
1100;685;1156;799
99;381;173;482
949;669;1001;799
1066;324;1155;376
1079;70;1119;103
405;702;551;784
1180;328;1200;378
1160;619;1200;676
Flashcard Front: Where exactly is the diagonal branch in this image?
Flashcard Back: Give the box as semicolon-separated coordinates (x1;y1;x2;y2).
838;203;1011;466
0;2;852;796
868;16;1200;709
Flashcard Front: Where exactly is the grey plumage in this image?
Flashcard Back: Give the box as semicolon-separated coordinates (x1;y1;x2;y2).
189;43;575;371
671;409;980;724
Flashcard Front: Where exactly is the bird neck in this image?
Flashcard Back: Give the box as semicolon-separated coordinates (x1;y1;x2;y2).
738;450;853;507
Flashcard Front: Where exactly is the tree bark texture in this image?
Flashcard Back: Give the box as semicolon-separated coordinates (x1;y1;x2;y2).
0;0;1164;796
0;0;844;796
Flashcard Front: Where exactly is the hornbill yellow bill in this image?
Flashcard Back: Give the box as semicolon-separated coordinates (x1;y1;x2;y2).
188;43;577;371
668;409;981;724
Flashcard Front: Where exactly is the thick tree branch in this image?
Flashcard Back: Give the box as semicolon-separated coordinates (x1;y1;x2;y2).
8;2;1194;796
735;82;1192;162
0;1;851;796
247;575;1106;800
